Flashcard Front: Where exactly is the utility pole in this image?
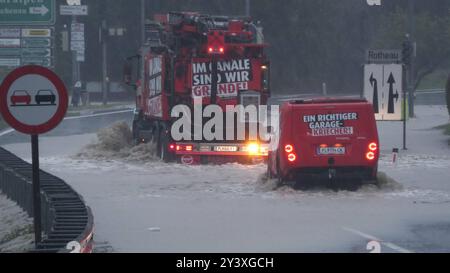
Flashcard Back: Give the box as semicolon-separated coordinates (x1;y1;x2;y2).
407;0;416;118
141;0;146;44
101;19;108;105
245;0;251;17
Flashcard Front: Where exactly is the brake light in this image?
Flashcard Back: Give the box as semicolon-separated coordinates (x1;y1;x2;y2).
288;153;297;162
285;145;294;153
334;144;344;148
366;152;375;161
319;144;328;149
208;47;214;53
369;142;378;152
169;144;176;151
186;145;193;152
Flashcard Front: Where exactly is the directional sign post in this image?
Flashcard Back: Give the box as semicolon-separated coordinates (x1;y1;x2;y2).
0;0;55;25
0;65;68;247
364;57;407;149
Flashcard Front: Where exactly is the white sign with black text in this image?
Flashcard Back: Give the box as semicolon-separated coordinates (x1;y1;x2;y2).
364;64;403;121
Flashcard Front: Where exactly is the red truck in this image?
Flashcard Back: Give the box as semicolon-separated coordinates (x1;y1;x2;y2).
268;98;380;189
124;12;271;164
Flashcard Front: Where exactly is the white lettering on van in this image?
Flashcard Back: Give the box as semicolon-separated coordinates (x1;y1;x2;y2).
303;112;358;137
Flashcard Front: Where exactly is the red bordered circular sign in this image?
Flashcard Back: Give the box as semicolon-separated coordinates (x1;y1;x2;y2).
0;65;68;135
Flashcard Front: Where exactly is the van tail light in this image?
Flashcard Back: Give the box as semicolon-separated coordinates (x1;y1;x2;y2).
369;142;378;152
366;142;378;161
366;152;376;161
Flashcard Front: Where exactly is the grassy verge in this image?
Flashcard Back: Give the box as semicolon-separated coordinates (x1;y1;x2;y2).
417;69;448;90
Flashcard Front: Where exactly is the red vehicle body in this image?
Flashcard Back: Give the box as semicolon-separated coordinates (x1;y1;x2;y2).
268;98;380;187
125;12;271;164
11;90;32;106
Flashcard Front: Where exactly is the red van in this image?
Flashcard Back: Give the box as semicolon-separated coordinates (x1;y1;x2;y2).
268;98;380;189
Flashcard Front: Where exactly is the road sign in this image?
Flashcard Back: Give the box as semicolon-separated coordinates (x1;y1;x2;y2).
0;38;21;47
0;58;20;67
0;48;22;55
22;57;52;67
22;28;52;38
364;64;403;121
0;28;54;68
22;38;52;48
60;5;88;16
0;65;67;249
0;0;55;25
0;65;68;135
0;28;21;38
366;49;402;64
71;32;85;41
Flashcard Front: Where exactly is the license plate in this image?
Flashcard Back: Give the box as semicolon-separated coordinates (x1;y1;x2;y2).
318;147;346;155
214;146;238;152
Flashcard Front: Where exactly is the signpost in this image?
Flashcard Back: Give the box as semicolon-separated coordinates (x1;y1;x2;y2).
0;65;68;247
364;48;407;150
0;0;55;25
60;5;88;16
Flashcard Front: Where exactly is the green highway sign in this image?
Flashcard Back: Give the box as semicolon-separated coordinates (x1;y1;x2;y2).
21;57;52;67
22;48;51;58
22;38;52;48
0;0;55;25
0;48;21;55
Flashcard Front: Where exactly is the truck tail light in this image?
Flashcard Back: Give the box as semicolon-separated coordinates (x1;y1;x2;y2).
176;145;194;152
285;145;294;153
369;142;378;152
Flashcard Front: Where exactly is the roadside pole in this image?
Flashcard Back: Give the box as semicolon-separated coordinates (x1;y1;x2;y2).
0;65;68;249
31;134;42;246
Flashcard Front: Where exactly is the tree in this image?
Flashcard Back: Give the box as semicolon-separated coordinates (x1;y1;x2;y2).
373;7;450;90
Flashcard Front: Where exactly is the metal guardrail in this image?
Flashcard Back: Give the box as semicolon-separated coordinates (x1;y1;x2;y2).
0;147;94;253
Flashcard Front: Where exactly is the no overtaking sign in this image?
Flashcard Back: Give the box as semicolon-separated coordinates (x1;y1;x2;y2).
0;65;68;135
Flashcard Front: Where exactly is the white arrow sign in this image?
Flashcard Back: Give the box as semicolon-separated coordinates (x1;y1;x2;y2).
29;5;50;16
364;64;403;121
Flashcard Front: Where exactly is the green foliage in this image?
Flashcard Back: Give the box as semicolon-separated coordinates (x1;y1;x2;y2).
373;7;450;89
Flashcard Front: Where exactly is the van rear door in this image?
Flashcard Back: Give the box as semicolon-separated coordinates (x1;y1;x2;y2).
292;101;378;167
